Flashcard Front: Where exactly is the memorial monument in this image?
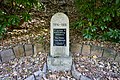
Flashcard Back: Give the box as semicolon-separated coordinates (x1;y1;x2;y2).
47;12;72;71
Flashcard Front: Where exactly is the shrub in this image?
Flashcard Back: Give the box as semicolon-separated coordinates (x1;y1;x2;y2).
74;0;120;43
0;0;43;39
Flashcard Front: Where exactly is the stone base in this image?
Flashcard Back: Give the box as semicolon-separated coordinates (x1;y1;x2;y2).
47;56;72;71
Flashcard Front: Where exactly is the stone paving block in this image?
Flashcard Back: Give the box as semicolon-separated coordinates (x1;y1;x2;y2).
71;43;82;54
115;53;120;62
13;45;24;58
103;48;116;60
80;75;92;80
24;75;35;80
34;44;44;54
91;46;103;57
34;70;42;77
0;77;12;80
0;49;15;62
82;45;90;56
0;52;2;63
47;56;72;71
72;63;81;80
25;44;33;56
45;44;50;53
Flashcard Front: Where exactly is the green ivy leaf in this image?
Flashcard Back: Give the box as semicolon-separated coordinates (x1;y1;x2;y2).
116;0;119;4
22;12;31;22
8;18;12;24
0;25;5;33
83;29;93;39
112;12;115;17
12;18;16;25
74;0;120;42
90;25;97;32
101;25;107;30
117;10;120;16
2;22;8;28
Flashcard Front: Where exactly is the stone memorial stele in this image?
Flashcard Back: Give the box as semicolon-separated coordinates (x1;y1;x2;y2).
47;12;72;71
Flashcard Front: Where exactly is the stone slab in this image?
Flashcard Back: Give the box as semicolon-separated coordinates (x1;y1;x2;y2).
0;49;15;62
34;44;44;54
0;77;12;80
103;48;116;60
72;63;81;80
50;12;69;57
115;53;120;62
13;45;24;58
80;75;92;80
0;52;2;63
82;45;90;56
25;44;33;56
71;43;82;54
34;70;42;77
44;43;50;53
47;56;72;71
24;75;35;80
91;46;103;57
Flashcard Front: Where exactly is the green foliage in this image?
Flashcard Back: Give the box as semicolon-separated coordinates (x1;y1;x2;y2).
75;0;120;43
0;0;42;38
102;29;120;42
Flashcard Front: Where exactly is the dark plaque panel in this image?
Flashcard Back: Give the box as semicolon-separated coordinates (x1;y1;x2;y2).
53;29;66;46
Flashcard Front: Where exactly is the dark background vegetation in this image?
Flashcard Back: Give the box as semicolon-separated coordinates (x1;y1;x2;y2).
0;0;120;43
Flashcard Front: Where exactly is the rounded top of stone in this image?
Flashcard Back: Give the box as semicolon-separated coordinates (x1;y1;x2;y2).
51;12;69;23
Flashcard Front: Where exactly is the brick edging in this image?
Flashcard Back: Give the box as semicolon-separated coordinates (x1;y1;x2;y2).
0;42;119;63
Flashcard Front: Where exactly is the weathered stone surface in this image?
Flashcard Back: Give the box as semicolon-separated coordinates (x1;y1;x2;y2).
13;45;24;58
103;48;116;60
24;75;35;80
0;53;2;63
72;63;81;80
80;75;92;80
0;77;12;80
50;12;69;57
42;63;47;79
25;44;33;56
47;56;72;71
44;43;50;53
0;49;15;62
82;45;90;56
34;44;44;54
91;46;103;57
34;70;43;79
47;12;72;71
71;43;82;54
115;53;120;62
72;63;92;80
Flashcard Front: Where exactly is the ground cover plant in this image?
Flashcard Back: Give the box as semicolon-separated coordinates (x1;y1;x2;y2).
74;0;120;43
0;0;42;39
